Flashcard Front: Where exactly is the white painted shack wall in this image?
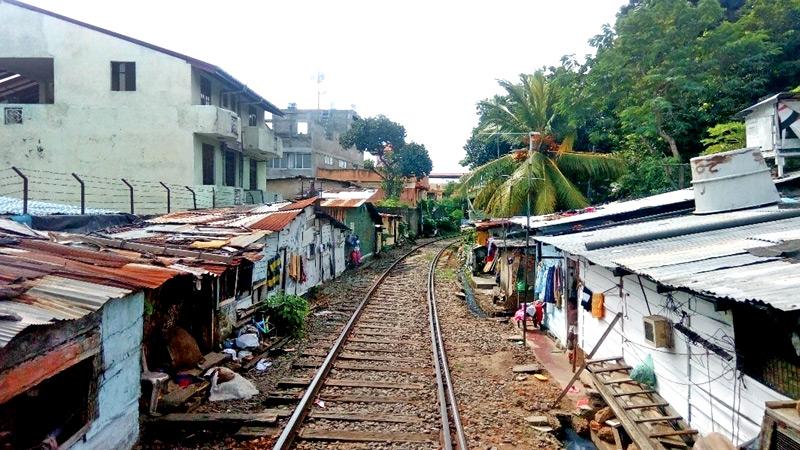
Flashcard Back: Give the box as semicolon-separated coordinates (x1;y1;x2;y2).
575;261;788;445
539;244;567;344
334;228;345;278
72;291;143;450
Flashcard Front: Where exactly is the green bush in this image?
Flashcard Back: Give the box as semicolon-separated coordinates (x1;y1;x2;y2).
263;292;309;336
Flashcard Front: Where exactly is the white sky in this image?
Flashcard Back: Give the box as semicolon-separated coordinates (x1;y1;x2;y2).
26;0;627;173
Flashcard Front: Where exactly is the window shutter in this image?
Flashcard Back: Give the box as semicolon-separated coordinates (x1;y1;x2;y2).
126;63;136;91
111;63;120;91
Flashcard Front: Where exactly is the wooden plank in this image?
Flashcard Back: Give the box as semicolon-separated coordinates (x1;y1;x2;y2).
299;429;437;443
325;379;424;390
587;356;624;364
334;361;431;374
354;324;407;330
343;345;410;353
347;337;424;345
197;352;230;371
0;331;100;404
161;381;210;409
278;378;311;387
591;365;633;374
648;430;698;438
624;402;669;410
634;416;682;424
512;364;543;373
309;412;423;423
235;426;279;439
588;370;660;450
242;336;292;371
320;394;417;403
604;378;636;385
614;390;656;397
338;352;425;363
351;329;407;337
158;412;278;425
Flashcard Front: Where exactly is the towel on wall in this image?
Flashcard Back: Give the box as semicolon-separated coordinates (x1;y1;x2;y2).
591;293;605;319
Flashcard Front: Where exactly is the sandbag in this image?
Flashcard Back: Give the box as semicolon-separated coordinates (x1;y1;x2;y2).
206;367;259;402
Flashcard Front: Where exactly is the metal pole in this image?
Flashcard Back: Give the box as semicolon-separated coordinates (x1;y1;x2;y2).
10;167;28;215
212;187;216;208
552;312;623;406
72;173;85;215
522;133;533;347
160;182;171;213
121;179;134;214
185;186;197;210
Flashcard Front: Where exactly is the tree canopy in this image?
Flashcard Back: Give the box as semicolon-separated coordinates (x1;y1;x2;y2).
341;115;433;198
463;0;800;204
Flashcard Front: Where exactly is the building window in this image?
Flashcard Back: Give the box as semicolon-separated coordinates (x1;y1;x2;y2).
338;160;347;169
269;152;311;169
111;62;136;91
296;121;308;135
238;155;244;188
734;306;800;398
202;144;215;185
200;77;212;105
224;151;237;186
248;106;257;127
249;159;258;190
324;156;333;165
0;58;55;104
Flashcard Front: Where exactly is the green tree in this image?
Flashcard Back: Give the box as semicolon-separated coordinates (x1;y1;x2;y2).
459;73;624;216
339;115;432;198
701;122;746;155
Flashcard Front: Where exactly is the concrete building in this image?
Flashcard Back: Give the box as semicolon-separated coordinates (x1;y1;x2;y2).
0;0;284;213
267;107;363;199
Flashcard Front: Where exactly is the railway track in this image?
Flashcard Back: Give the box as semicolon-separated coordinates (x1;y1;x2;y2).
270;238;467;449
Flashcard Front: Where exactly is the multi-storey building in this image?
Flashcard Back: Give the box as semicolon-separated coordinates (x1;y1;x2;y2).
0;0;284;213
267;106;364;199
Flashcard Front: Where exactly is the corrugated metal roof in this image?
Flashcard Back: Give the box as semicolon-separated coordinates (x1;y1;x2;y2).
280;197;318;211
0;275;132;347
250;210;302;231
320;198;366;208
511;188;695;231
474;219;511;231
536;210;800;311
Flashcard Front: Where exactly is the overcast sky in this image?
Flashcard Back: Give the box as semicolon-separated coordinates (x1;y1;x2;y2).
27;0;627;173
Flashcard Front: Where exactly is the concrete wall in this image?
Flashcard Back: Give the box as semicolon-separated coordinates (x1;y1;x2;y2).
569;261;788;445
268;109;363;180
72;291;144;450
0;2;274;213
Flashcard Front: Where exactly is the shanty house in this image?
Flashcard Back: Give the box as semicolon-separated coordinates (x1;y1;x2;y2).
320;190;382;261
531;148;800;447
0;219;188;450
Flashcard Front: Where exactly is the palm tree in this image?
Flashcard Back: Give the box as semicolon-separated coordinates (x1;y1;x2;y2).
460;72;624;216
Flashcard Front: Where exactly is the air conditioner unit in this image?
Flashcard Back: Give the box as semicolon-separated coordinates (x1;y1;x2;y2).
643;315;672;348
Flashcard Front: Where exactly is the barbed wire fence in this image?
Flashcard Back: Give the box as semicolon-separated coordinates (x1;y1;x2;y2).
0;166;268;215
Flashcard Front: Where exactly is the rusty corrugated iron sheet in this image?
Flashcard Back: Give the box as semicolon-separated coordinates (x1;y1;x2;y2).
250;210;302;231
280;197;318;211
320;198;365;208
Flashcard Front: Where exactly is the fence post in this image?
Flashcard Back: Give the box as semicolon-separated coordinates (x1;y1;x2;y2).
185;186;197;210
160;182;171;213
121;179;134;214
10;167;28;215
71;173;85;215
212;187;216;208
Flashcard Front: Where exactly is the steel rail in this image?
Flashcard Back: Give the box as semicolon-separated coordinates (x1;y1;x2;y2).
429;241;469;449
271;237;449;450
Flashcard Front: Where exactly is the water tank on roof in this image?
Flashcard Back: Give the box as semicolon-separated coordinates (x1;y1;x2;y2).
690;147;779;215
